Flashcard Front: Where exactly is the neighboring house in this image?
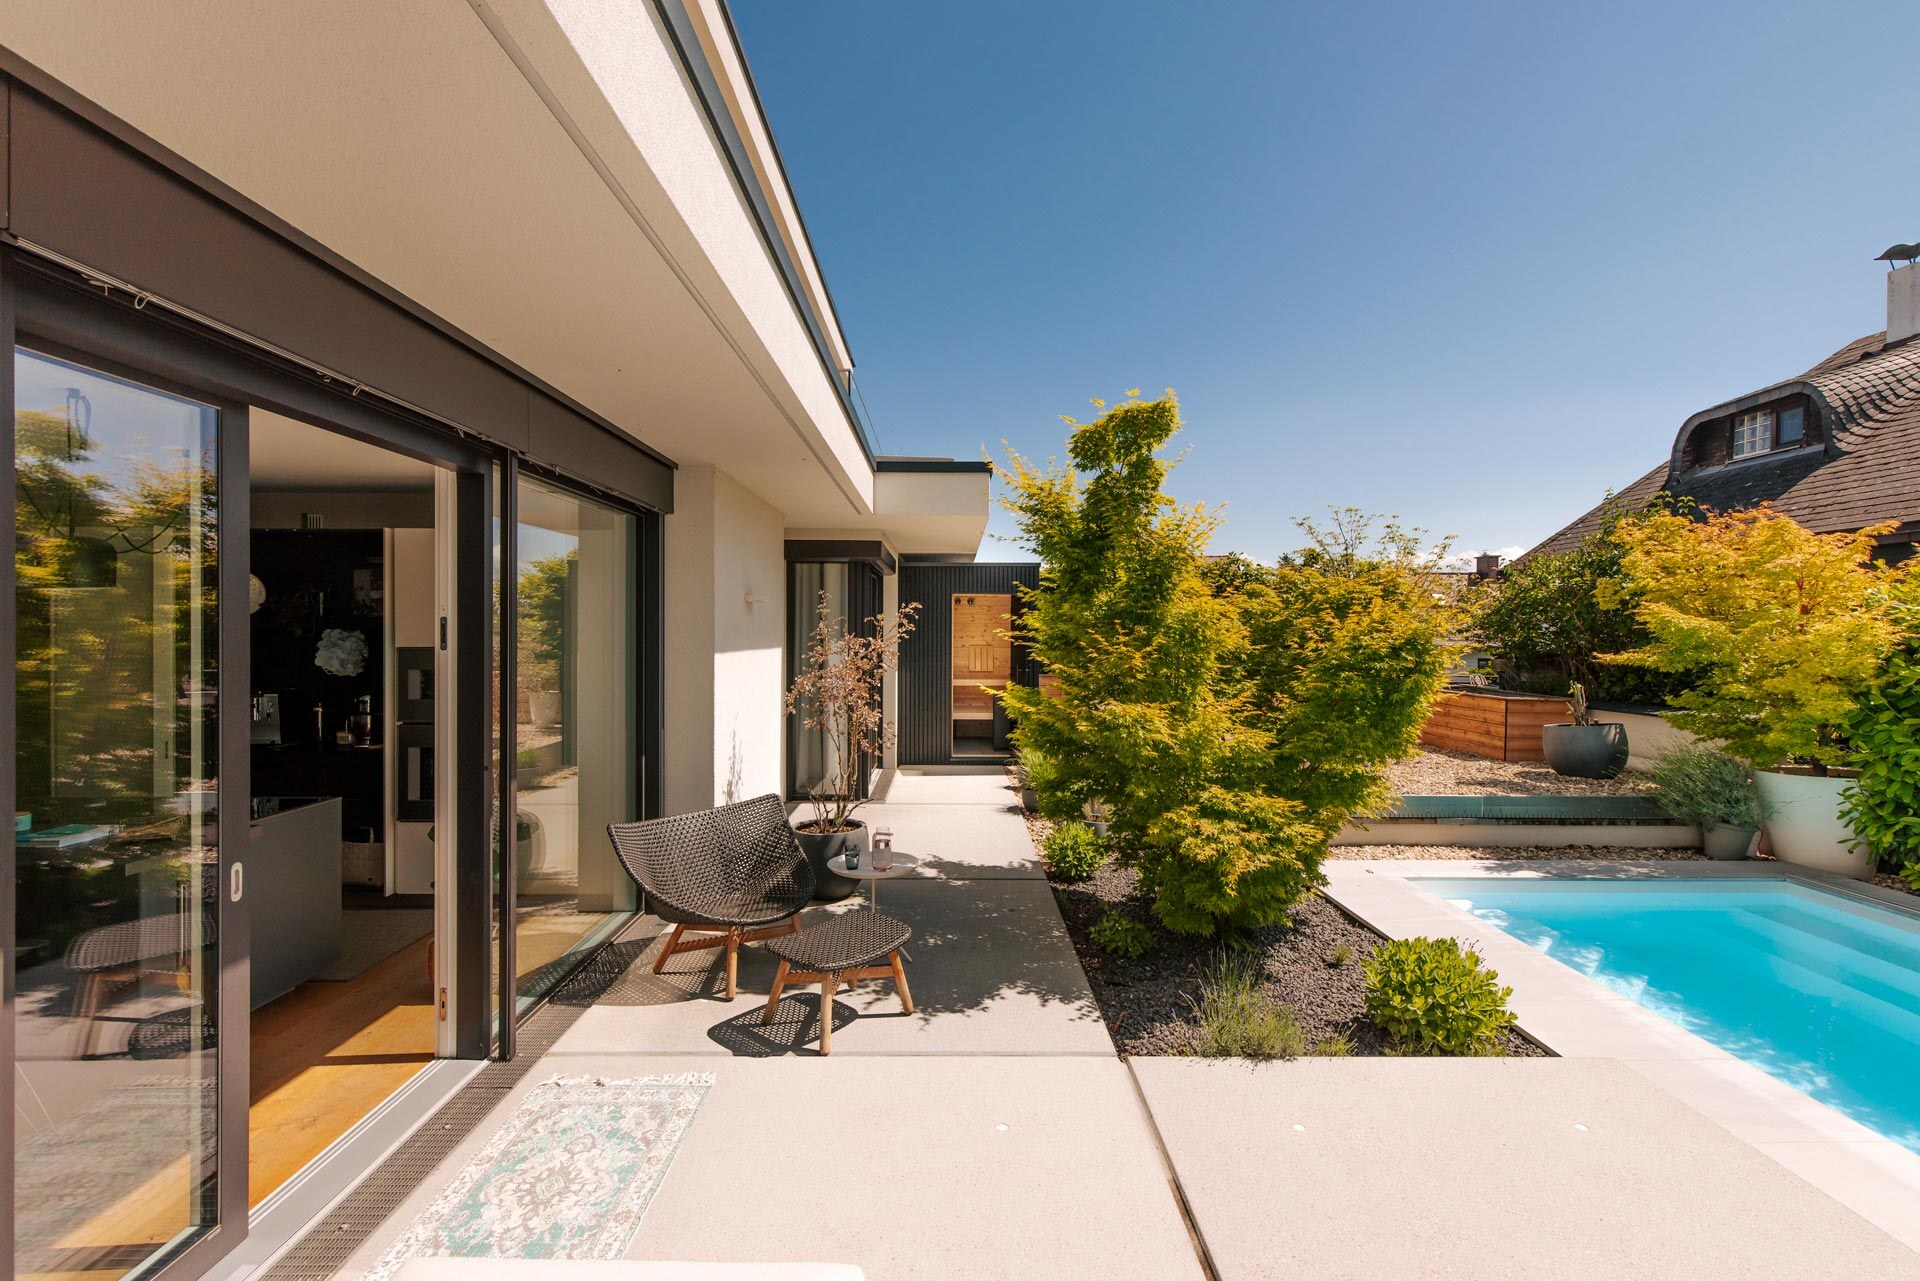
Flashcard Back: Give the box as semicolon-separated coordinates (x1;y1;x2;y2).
1526;261;1920;563
0;6;993;1278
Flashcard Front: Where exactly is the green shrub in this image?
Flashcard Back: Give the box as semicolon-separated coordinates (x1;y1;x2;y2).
1089;910;1155;960
1899;863;1920;893
999;397;1453;938
1042;822;1110;882
1646;743;1761;829
1604;508;1899;771
1364;936;1515;1056
1844;590;1920;868
1326;942;1353;968
1187;958;1304;1059
1311;1032;1354;1057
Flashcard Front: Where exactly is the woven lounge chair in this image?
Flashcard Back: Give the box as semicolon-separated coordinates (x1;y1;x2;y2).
607;794;813;1000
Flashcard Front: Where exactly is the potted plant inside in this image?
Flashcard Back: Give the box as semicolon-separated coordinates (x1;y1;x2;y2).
784;594;919;900
1646;742;1760;859
1603;508;1901;879
1541;682;1628;779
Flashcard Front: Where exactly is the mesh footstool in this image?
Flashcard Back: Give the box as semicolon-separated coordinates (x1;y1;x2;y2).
761;911;913;1055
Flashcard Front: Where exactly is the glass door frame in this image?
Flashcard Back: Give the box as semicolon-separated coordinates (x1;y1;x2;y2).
3;257;502;1281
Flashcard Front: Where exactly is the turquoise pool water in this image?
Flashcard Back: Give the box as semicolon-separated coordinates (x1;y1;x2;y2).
1425;878;1920;1152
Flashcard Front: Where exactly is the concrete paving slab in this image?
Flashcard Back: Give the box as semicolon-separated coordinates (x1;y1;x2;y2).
547;878;1109;1058
868;768;1020;808
1131;1057;1920;1280
341;1055;1202;1281
849;801;1040;879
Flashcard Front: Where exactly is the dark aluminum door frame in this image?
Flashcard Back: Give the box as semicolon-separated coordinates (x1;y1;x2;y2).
2;256;506;1280
1;271;257;1281
0;248;15;1275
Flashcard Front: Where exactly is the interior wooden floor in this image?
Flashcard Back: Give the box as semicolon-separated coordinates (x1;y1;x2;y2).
29;908;628;1281
22;935;435;1281
247;934;437;1205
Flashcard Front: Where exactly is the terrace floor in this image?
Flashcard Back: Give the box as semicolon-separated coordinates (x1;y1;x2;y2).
313;774;1920;1280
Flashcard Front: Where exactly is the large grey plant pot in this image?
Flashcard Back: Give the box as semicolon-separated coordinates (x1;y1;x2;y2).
794;819;866;901
1541;722;1629;779
1702;823;1757;860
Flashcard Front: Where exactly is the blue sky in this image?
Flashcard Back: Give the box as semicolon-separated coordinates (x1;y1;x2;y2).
731;1;1920;562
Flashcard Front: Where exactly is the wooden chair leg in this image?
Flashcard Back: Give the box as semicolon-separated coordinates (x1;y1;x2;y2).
819;972;838;1055
890;950;914;1016
762;960;790;1025
652;923;686;974
724;927;743;1000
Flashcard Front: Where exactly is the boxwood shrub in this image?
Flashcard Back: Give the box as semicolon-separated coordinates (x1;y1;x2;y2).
1364;936;1515;1055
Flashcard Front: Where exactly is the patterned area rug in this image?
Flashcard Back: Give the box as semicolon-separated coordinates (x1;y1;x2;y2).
367;1073;712;1281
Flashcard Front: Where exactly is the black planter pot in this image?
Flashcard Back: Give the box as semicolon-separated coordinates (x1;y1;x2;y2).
1541;722;1629;779
793;819;866;902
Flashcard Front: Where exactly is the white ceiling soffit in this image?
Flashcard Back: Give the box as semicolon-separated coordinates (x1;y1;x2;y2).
0;0;880;527
248;407;439;491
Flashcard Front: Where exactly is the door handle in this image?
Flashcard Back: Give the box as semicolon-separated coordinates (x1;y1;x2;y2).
230;862;244;903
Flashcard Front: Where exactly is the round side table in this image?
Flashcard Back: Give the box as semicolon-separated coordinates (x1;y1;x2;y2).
825;850;921;912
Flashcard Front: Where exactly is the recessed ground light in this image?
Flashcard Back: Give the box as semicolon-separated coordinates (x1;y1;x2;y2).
996;1123;1009;1132
1291;1123;1306;1132
1573;1123;1590;1132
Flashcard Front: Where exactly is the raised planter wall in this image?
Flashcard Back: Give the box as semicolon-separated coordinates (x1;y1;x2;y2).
1419;690;1572;762
1335;795;1699;849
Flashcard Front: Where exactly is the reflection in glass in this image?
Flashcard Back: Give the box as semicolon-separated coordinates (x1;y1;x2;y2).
512;477;638;1007
13;349;222;1279
787;562;849;797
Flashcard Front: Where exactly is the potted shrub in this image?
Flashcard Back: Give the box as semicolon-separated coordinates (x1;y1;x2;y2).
1541;682;1628;779
1604;508;1900;879
784;594;919;900
1646;742;1760;859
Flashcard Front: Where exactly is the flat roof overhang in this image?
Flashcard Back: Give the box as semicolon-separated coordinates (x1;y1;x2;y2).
0;0;892;528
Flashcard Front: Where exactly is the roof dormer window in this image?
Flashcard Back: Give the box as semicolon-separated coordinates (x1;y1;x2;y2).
1731;404;1806;459
1732;409;1775;458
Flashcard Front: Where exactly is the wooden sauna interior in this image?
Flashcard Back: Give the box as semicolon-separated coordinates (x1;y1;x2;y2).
951;592;1013;755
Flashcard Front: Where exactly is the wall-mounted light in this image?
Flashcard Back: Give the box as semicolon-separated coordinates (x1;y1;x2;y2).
745;591;769;608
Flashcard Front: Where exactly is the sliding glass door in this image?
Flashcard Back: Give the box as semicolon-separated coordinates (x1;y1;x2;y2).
12;349;230;1280
510;476;639;1008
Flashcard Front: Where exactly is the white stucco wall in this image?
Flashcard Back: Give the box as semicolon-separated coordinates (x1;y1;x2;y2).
662;464;787;815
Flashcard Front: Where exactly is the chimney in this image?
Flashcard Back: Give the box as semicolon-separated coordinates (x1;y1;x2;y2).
1891;262;1920;346
1474;553;1503;580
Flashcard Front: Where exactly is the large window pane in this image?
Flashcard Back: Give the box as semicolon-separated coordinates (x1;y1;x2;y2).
13;349;222;1279
787;561;849;798
512;477;637;1007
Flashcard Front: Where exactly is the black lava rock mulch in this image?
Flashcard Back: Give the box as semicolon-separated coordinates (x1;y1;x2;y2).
1052;859;1547;1059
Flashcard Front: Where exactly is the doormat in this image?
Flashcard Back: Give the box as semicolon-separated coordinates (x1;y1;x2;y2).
366;1073;713;1281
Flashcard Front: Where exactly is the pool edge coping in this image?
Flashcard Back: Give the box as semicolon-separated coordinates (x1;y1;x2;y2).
1322;858;1920;1255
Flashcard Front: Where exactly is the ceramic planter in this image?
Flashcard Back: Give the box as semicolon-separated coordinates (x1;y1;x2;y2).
1541;722;1629;779
793;818;866;901
1701;823;1757;861
1753;769;1869;879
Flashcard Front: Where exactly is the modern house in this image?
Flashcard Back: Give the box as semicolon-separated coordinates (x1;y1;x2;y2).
0;5;999;1279
1525;259;1920;562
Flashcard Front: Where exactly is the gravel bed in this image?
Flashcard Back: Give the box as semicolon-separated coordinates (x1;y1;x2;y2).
1331;844;1709;862
1386;747;1652;798
1050;859;1546;1059
1870;871;1919;901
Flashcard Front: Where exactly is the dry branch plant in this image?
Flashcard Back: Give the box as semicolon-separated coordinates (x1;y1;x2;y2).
784;593;920;832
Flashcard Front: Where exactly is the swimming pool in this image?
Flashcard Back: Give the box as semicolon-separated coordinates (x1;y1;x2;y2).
1424;877;1920;1153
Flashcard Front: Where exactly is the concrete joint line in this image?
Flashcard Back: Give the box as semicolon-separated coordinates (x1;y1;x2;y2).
1125;1061;1224;1281
462;0;865;513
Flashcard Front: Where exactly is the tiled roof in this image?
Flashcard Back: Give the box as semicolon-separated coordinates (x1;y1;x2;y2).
1526;331;1920;558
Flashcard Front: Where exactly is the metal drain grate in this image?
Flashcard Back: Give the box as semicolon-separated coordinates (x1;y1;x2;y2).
261;928;656;1280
